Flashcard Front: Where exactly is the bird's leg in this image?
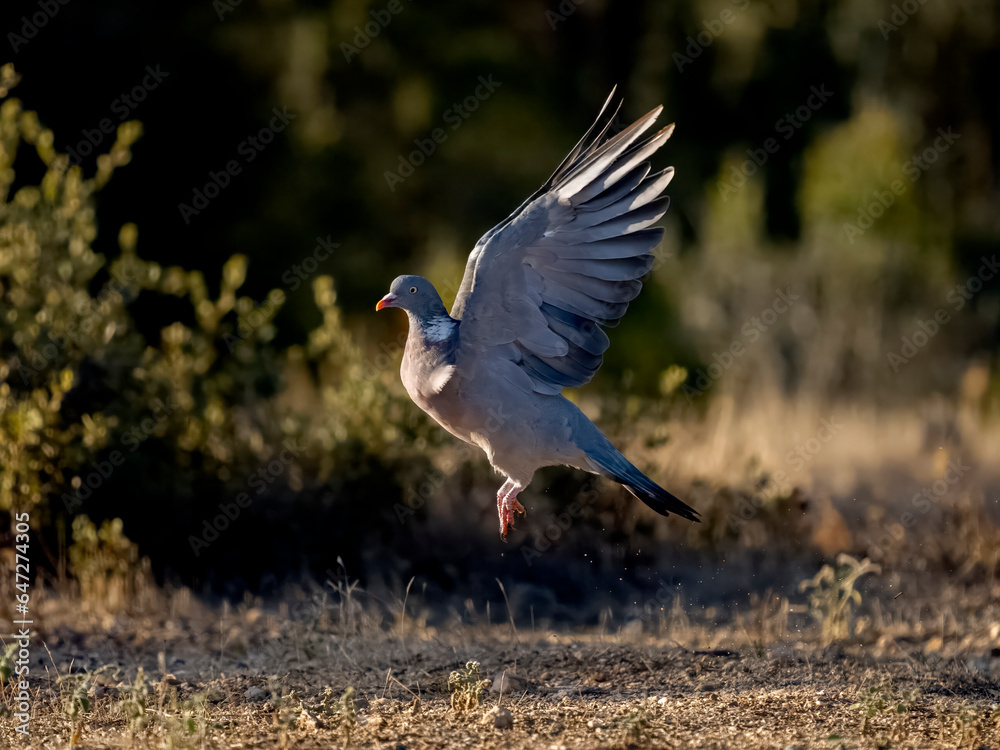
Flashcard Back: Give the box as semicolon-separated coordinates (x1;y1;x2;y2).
496;478;514;538
497;479;526;541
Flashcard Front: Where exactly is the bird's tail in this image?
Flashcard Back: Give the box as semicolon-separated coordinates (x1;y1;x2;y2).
584;442;700;522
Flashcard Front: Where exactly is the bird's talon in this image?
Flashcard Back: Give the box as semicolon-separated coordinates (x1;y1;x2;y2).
496;483;524;541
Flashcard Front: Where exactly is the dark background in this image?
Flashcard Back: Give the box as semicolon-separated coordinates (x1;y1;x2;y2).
3;0;1000;620
12;0;998;360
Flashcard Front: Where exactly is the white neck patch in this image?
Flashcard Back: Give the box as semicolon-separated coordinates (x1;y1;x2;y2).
422;315;457;343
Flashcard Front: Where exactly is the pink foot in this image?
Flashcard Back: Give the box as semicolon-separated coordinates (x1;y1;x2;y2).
497;484;526;541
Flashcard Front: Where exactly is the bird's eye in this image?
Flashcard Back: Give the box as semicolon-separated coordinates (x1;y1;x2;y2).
409;286;417;294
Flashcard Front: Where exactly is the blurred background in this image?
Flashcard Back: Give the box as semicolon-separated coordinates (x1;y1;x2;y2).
2;0;999;624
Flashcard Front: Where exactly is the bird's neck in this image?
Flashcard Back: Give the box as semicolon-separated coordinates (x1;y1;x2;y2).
408;312;458;344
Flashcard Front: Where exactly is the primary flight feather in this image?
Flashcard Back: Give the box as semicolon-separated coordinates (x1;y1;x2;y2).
376;89;699;539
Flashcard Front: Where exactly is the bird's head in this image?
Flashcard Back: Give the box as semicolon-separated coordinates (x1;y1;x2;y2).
376;275;446;318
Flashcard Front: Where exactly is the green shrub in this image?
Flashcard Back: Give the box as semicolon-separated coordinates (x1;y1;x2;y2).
1;65;428;586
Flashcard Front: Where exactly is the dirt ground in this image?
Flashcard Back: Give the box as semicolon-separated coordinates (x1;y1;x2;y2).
3;578;1000;750
3;406;1000;748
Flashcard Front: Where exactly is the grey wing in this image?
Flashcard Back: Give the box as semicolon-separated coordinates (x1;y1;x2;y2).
451;91;675;396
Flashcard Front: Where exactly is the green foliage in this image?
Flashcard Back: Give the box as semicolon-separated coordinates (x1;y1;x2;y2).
337;686;357;744
0;65;425;565
0;641;16;685
799;554;879;645
448;660;487;711
165;691;210;748
0;62;139;515
317;685;359;744
117;666;149;735
849;677;918;738
0;64;288;517
618;707;653;744
934;702;989;749
56;664;117;743
68;515;147;610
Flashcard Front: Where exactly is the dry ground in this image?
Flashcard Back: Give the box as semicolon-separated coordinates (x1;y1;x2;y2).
3;401;1000;748
3;576;1000;750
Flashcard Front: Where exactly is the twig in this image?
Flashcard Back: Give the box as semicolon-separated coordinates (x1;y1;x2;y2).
400;576;415;658
495;578;519;645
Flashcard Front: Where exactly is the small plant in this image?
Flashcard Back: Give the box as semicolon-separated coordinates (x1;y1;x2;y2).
448;661;487;711
849;677;917;739
0;646;15;720
935;702;985;749
57;668;104;746
799;554;879;644
0;642;17;684
618;707;652;744
68;515;150;613
317;685;359;744
339;686;358;744
118;667;150;735
327;558;364;634
161;691;209;749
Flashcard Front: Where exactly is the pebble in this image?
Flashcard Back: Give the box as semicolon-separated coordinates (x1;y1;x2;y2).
490;670;527;694
244;686;269;701
298;709;324;730
483;705;514;730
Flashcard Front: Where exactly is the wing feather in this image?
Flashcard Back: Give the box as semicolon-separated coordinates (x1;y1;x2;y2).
578;164;651;213
451;93;675;394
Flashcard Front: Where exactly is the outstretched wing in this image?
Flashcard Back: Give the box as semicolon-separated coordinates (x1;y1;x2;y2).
451;90;675;396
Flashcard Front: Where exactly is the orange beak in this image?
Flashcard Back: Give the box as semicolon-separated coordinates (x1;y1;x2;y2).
375;293;397;311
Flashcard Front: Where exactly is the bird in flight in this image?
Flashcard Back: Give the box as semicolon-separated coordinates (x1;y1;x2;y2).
376;89;699;539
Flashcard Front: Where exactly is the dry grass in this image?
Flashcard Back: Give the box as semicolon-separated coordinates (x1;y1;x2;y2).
4;378;1000;748
2;572;1000;749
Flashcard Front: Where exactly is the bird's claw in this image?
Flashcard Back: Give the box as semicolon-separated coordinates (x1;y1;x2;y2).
498;496;526;541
